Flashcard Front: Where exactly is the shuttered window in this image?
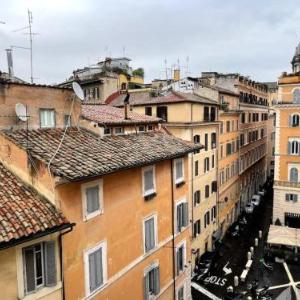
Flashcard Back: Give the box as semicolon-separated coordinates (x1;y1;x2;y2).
23;241;57;294
88;248;103;293
40;109;55;128
286;194;298;202
175;158;184;184
143;166;156;196
144;266;160;300
144;217;156;252
290;168;298;182
194;190;200;206
86;186;100;214
195;161;199;176
205;185;209;198
176;202;188;233
176;243;185;275
193;219;201;237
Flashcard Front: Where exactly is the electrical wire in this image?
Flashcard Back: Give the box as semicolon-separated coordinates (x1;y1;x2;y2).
47;96;75;193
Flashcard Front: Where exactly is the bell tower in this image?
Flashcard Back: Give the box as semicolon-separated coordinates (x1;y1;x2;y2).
291;42;300;73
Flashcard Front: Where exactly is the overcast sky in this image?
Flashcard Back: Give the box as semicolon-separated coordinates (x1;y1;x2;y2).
0;0;299;84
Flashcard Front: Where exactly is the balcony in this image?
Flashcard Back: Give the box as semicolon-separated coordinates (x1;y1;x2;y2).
274;180;300;189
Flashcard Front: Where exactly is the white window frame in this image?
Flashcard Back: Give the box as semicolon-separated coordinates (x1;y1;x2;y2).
81;179;103;221
177;282;186;300
143;214;158;254
142;165;156;197
114;127;124;135
84;240;107;297
176;198;188;233
176;240;186;276
40;109;55;128
103;127;112;136
174;158;184;184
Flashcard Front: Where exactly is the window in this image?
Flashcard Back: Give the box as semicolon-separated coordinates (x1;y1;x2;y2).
286;194;298;202
290;114;300;127
144;215;157;252
95;87;99;99
194;135;200;144
226;121;230;132
23;242;57;294
220;145;223;158
143;166;156;198
194;190;200;206
82;180;103;220
204;106;209;121
144;265;160;299
176;201;188;232
193;220;201;237
211;181;217;193
177;285;184;300
104;127;111;135
40;109;55;128
205;133;208;151
288;140;300;155
147;125;153;131
210;107;216;121
138;126;145;132
220;122;223;134
84;241;106;295
145;107;152;116
64;115;71;127
121;82;127;90
212;205;217;219
195;161;199;176
211;133;216;149
204;157;210;173
157;106;168;121
176;242;186;275
226;143;232;155
293;89;300;104
204;211;210;228
261;128;264;139
205;185;209;198
241;113;245;124
290;167;298;182
212;154;215;168
114;127;124;135
174;158;184;185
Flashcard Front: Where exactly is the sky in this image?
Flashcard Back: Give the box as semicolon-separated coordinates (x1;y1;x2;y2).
0;0;299;84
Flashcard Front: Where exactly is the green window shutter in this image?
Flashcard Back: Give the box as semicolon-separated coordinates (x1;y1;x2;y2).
177;205;182;232
144;274;149;300
154;267;160;295
183;203;188;227
44;241;57;287
288;142;291;154
24;247;36;293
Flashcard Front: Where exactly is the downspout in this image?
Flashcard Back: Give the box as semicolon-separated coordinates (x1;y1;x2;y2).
170;159;176;300
59;224;75;300
216;112;220;231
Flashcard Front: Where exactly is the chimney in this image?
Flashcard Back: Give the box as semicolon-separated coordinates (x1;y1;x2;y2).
6;48;14;80
124;92;130;120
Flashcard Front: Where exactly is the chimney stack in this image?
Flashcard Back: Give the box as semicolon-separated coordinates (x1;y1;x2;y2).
124;92;130;120
6;48;14;80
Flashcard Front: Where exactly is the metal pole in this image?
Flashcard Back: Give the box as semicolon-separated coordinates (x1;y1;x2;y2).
28;10;33;83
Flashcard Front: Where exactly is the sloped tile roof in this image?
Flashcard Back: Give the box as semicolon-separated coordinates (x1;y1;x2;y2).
0;162;69;245
106;90;218;107
82;104;161;125
1;128;200;181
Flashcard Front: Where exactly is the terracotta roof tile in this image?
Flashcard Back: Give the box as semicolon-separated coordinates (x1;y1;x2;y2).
2;128;199;181
0;162;69;245
106;90;218;107
82;104;160;125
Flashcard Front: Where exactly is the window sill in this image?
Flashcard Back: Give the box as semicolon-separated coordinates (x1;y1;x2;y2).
176;180;185;188
84;209;103;221
21;282;62;300
144;192;157;201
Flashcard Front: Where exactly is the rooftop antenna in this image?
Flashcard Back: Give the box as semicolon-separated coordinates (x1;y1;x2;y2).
5;48;14;79
13;9;37;83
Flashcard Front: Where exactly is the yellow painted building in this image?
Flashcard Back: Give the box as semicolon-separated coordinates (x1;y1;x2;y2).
108;91;220;266
273;42;300;226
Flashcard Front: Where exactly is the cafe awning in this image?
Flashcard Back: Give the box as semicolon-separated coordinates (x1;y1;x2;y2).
267;225;300;247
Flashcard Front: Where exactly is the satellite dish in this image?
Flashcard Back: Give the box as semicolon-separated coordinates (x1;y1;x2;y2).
72;81;84;101
15;103;28;121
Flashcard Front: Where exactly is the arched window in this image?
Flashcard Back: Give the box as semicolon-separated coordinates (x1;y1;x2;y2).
290;114;300;127
293;89;300;104
194;135;200;144
290;168;298;182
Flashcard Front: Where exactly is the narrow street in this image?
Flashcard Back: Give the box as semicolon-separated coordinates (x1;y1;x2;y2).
192;185;299;299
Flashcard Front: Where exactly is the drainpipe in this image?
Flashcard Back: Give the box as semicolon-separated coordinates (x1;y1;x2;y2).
170;159;176;300
59;223;75;300
190;103;195;267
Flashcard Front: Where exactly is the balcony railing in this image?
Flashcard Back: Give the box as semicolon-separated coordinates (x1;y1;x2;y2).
274;180;300;189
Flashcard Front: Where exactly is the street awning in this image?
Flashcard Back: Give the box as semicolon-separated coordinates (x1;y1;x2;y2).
267;225;300;247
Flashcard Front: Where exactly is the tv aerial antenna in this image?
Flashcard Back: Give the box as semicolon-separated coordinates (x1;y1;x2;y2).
13;10;37;83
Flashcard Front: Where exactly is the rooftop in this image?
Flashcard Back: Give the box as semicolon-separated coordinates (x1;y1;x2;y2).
106;90;218;107
0;162;69;248
1;128;200;181
81;104;161;125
